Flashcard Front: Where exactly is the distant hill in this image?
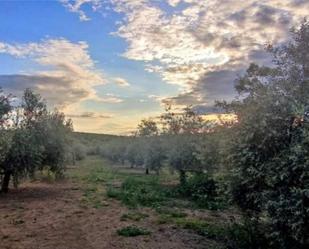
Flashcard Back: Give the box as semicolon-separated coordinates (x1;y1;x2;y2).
73;131;123;140
72;132;129;145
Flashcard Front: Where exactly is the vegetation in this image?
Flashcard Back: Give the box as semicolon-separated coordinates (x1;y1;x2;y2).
220;21;309;249
120;212;149;221
96;21;309;248
1;21;308;249
0;88;72;193
117;226;151;237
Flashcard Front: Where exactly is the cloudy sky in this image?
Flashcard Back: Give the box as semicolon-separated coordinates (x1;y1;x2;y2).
0;0;308;134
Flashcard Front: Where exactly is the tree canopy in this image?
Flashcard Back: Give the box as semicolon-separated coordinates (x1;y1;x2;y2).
0;88;72;193
220;20;309;248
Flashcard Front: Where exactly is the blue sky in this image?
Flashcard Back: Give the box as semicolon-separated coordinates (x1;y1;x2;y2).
0;0;308;134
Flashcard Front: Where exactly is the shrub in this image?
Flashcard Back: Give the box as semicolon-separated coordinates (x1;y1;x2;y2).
106;187;122;198
179;173;224;209
226;220;270;249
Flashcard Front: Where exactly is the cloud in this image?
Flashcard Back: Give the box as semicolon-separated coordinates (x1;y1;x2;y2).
56;0;309;132
0;74;90;107
168;0;182;7
109;0;309;107
60;0;102;21
66;111;113;118
0;38;106;108
96;94;124;103
112;77;130;87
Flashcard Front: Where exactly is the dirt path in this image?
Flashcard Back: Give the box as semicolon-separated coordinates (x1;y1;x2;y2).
0;179;220;249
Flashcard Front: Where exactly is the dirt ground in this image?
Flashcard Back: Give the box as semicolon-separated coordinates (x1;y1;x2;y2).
0;180;222;249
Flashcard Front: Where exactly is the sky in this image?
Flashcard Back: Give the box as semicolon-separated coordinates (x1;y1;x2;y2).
0;0;308;134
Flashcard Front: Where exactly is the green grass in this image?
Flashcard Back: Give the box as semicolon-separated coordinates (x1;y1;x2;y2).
175;218;226;239
120;211;149;221
67;156;228;213
107;176;174;208
68;157;177;209
66;156;233;244
155;207;187;218
117;226;151;237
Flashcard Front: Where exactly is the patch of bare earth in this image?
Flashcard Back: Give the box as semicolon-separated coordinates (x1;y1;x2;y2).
0;180;222;249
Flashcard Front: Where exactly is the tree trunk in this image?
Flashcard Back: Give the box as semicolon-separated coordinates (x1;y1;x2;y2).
179;170;187;186
1;171;12;193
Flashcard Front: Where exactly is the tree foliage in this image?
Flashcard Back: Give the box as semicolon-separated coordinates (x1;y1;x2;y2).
0;88;72;193
136;118;159;137
221;21;309;248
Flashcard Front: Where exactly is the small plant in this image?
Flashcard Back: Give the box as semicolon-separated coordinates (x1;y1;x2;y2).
106;187;122;198
120;212;149;221
226;221;270;249
117;226;151;237
81;186;106;208
176;218;226;240
155;207;187;218
107;177;168;208
177;173;227;210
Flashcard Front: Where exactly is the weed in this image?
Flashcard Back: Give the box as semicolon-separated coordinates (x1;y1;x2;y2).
117;226;151;237
106;187;121;198
156;214;174;224
108;177;169;208
120;212;149;221
177;173;228;210
155;207;187;218
175;218;226;240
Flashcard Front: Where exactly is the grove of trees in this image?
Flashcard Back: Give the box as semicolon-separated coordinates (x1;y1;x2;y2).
97;21;309;248
0;20;308;249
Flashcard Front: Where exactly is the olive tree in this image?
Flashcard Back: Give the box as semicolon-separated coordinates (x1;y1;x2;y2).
125;138;145;168
135;118;165;174
144;136;166;175
137;118;159;137
0;89;72;193
221;21;309;248
0;89;13;192
160;106;206;184
166;134;203;185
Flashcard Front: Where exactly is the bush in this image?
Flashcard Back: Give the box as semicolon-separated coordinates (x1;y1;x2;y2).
226;220;270;249
179;173;224;209
106;187;122;198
